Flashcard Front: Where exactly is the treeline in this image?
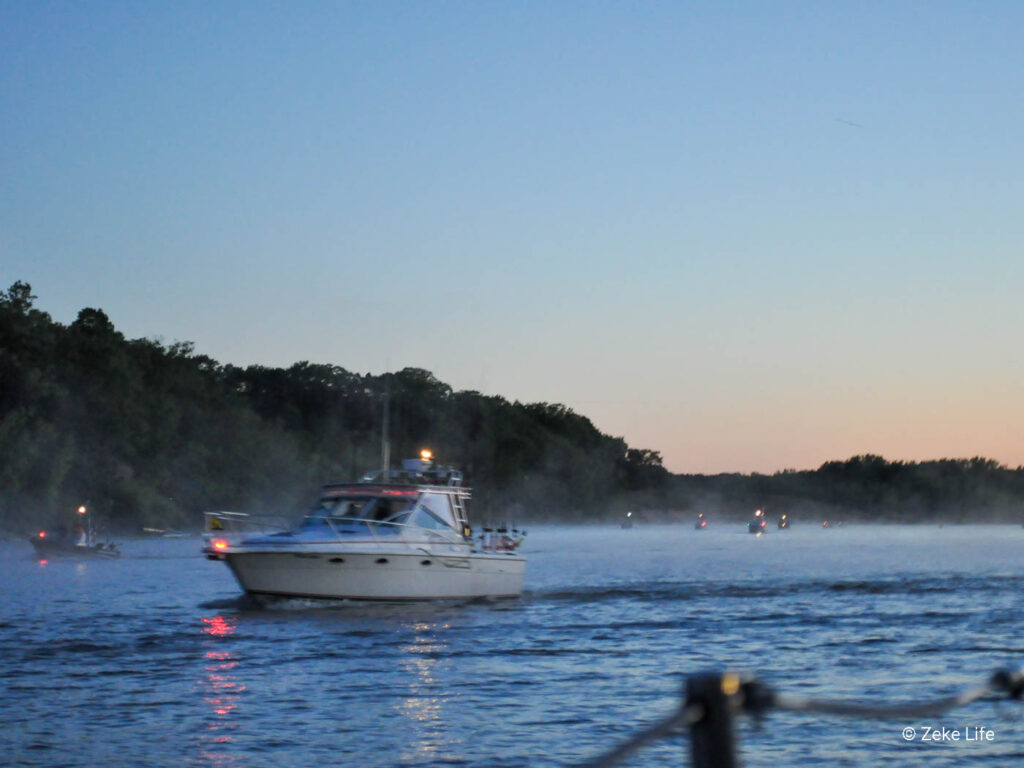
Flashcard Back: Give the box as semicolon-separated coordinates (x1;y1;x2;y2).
674;454;1024;523
4;281;1021;534
0;282;668;533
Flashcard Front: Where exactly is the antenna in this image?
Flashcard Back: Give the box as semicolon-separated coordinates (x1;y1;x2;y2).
381;371;391;471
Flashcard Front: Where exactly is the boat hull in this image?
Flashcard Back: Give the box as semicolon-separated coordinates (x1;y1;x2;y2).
223;549;525;600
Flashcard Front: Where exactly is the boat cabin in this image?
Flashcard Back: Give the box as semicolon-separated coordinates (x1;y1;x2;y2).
301;484;467;536
300;458;473;539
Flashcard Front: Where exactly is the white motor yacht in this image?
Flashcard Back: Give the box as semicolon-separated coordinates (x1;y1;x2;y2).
203;454;525;600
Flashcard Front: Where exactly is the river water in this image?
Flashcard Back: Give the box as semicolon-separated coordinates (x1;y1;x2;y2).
2;523;1023;767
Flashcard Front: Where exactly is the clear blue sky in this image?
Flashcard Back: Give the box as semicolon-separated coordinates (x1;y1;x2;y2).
3;1;1022;473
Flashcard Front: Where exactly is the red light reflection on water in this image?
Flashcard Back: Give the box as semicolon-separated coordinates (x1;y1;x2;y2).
205;650;243;716
202;615;237;637
197;616;245;765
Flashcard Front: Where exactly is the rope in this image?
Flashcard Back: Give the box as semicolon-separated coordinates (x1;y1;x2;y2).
579;668;1024;768
583;705;703;768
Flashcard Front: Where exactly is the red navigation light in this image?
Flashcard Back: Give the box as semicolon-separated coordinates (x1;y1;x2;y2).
212;539;229;551
39;531;46;538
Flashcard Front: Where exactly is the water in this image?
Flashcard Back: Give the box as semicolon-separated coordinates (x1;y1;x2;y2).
3;523;1024;767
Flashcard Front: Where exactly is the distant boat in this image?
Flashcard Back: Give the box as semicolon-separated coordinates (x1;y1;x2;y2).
29;504;120;559
621;511;634;529
778;514;789;530
748;508;767;534
694;513;707;530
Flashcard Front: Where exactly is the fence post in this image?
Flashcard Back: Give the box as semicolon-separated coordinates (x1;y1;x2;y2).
686;672;742;768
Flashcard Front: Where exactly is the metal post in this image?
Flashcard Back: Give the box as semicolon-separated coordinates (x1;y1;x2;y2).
686;673;742;768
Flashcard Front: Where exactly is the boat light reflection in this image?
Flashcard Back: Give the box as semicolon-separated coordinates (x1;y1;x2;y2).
197;615;244;765
202;615;236;637
398;621;460;762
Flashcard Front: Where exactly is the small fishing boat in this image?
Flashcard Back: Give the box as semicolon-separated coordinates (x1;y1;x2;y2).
203;452;525;601
29;505;121;559
747;508;767;534
694;512;707;530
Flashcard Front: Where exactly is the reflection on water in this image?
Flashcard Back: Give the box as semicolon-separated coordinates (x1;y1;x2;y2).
399;621;461;763
196;615;244;767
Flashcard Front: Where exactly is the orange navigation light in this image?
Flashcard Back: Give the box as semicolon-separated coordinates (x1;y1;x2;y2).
212;539;229;551
77;505;87;515
420;449;433;461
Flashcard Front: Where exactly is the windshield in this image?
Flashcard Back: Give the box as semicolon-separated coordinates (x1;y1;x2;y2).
301;495;415;528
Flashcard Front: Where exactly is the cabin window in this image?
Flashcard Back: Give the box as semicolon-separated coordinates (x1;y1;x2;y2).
417;494;457;529
365;498;414;523
305;497;372;522
302;495;413;528
408;506;453;532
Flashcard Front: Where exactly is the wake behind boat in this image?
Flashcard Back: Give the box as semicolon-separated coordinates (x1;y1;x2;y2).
202;452;525;601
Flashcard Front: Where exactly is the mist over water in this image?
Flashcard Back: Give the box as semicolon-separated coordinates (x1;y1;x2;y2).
2;524;1023;766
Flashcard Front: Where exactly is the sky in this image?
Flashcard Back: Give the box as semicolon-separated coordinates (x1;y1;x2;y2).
2;1;1023;474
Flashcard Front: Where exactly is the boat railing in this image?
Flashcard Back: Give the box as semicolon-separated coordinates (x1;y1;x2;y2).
357;467;464;487
579;667;1024;768
477;524;526;553
203;510;290;542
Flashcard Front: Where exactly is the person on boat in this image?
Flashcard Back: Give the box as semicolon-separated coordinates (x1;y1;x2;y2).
371;500;393;521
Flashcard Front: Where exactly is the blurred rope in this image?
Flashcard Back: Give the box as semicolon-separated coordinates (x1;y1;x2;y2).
579;667;1024;768
582;704;701;768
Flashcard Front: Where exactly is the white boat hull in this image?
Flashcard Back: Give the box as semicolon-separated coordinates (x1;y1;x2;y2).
223;548;525;600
